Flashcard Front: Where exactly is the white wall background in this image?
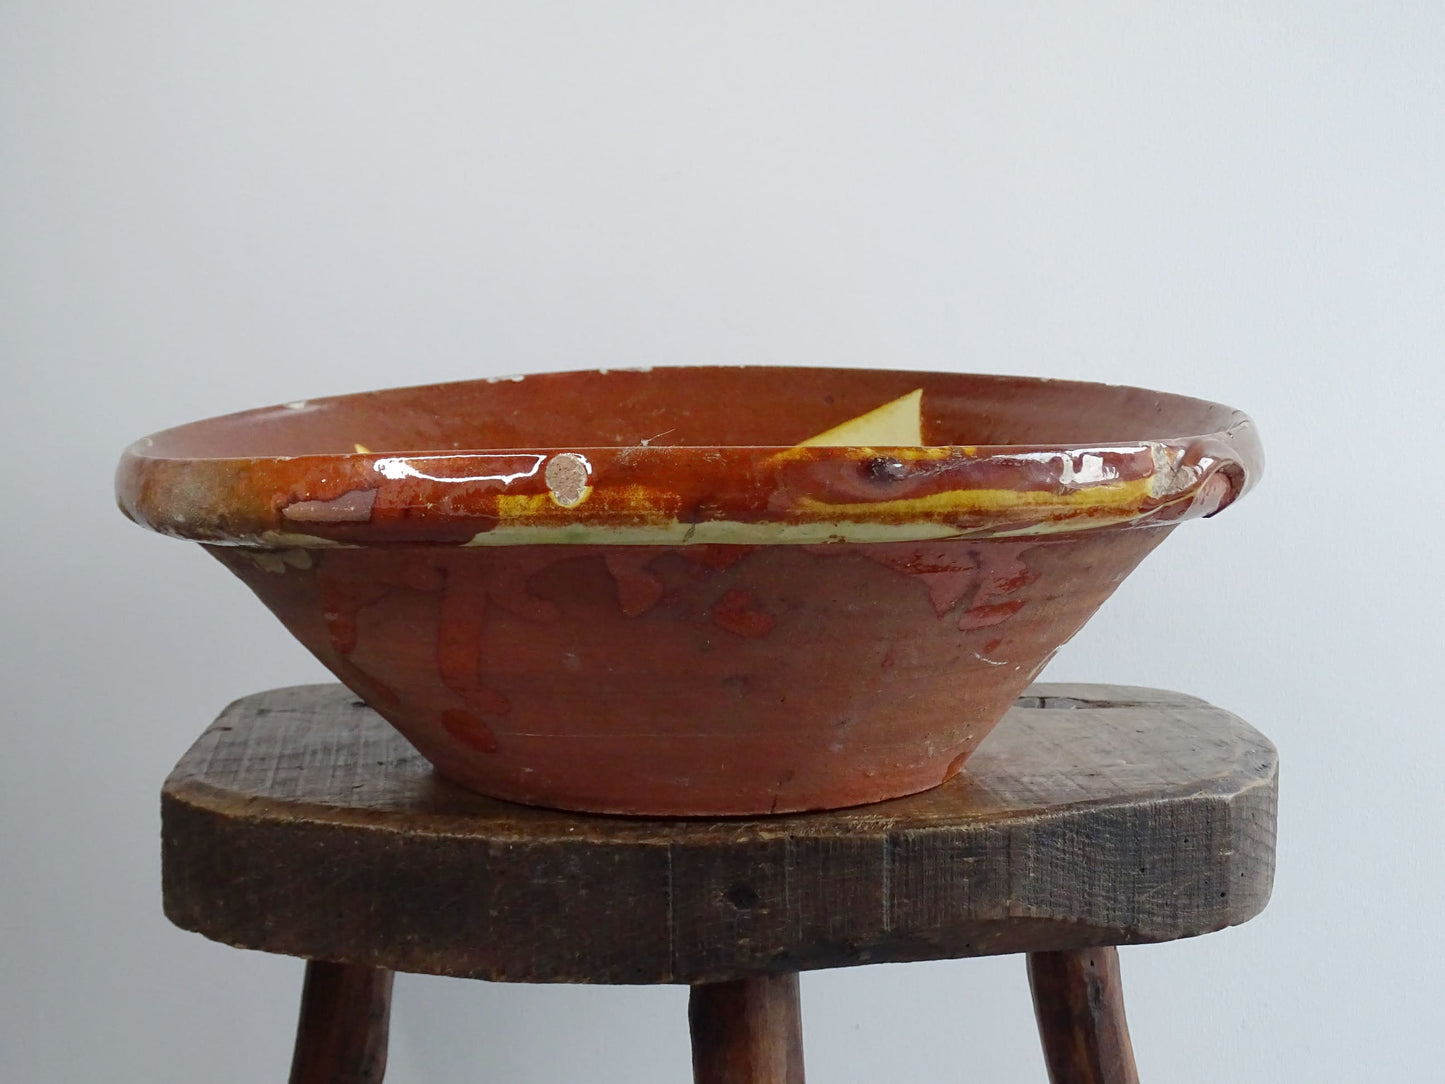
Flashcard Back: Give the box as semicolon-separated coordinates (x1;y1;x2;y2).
3;3;1441;1080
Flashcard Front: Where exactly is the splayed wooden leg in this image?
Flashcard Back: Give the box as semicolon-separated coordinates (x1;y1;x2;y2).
689;973;804;1084
289;960;394;1084
1028;947;1139;1084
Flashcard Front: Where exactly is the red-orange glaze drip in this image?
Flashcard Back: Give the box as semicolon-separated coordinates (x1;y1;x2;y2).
432;552;564;724
957;599;1027;630
711;588;778;638
318;577;391;655
437;564;512;717
476;558;560;624
441;708;499;754
331;656;401;709
317;552;444;656
683;544;759;570
603;551;666;617
943;748;973;782
956;547;1037;629
807;540;1042;631
854;542;987;616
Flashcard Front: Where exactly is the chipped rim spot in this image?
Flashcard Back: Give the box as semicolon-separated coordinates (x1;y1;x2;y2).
545;453;592;508
282;488;378;523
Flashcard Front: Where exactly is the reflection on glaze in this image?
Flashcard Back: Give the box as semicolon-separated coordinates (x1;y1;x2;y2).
997;449;1119;486
373;453;546;484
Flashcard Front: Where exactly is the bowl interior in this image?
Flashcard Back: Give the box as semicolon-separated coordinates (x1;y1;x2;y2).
140;367;1245;459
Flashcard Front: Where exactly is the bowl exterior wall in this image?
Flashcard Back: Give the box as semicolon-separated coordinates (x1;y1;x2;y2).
210;530;1169;815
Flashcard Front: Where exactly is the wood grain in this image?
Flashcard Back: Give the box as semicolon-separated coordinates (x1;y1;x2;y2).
690;974;804;1084
1028;947;1139;1084
161;683;1276;984
288;961;393;1084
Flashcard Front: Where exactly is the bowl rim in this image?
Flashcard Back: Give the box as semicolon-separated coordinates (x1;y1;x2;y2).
116;365;1262;548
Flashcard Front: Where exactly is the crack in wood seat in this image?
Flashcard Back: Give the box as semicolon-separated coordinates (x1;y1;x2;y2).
161;683;1276;987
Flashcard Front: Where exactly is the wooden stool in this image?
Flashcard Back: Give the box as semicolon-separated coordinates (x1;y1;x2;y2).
161;683;1277;1083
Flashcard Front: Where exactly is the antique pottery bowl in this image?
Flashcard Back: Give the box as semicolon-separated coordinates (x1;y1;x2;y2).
117;367;1260;815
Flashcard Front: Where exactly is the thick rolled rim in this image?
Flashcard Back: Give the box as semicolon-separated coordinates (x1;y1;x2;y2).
116;367;1262;548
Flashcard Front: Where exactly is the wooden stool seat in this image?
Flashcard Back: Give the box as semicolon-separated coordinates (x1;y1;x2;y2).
162;683;1277;1082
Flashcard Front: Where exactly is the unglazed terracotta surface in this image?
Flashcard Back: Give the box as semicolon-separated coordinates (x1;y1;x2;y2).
117;367;1261;814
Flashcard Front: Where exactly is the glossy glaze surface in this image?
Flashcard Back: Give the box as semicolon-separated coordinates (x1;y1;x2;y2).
118;367;1260;814
118;367;1259;547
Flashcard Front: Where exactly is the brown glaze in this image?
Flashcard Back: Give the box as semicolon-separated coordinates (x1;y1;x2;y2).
116;367;1261;547
118;367;1260;814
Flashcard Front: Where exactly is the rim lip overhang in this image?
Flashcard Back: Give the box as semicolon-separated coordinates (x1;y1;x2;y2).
116;368;1263;548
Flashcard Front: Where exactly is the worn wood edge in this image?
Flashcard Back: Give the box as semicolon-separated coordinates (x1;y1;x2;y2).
161;749;1275;844
216;681;1212;722
159;682;1277;984
159;758;1277;984
1010;683;1212;710
161;685;1271;846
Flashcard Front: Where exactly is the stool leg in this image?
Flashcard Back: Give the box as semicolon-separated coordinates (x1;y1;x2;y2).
1027;947;1139;1084
689;973;805;1084
289;960;395;1084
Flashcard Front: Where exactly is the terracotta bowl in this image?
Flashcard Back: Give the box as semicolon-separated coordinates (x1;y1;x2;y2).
117;367;1260;815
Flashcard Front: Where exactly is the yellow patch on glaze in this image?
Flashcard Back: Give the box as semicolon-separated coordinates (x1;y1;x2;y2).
497;493;566;520
354;443;372;454
769;443;959;466
792;476;1156;520
796;388;924;447
496;482;672;523
553;485;594;509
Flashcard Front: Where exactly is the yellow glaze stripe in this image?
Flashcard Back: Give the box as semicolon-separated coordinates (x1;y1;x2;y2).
790;476;1155;519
